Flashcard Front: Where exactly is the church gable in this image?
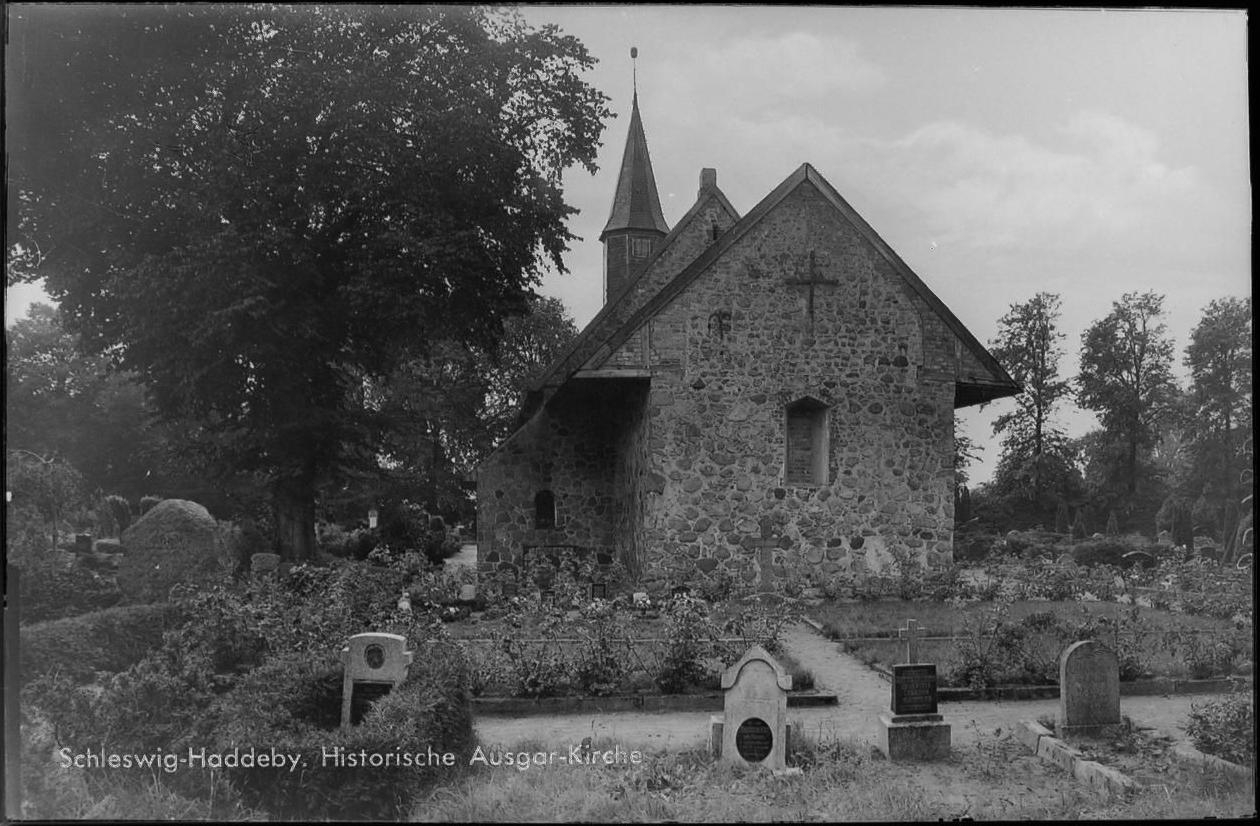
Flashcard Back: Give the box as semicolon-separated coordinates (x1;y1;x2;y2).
594;165;1017;407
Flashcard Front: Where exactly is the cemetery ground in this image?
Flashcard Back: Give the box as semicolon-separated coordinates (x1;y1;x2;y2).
12;513;1256;822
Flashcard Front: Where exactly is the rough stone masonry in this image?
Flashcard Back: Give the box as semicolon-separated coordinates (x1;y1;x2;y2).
475;91;1019;596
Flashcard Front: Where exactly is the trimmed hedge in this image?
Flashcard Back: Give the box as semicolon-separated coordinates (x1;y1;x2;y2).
210;646;475;821
20;602;184;685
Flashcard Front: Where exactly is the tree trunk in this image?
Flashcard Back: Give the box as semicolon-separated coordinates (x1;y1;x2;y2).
273;463;317;562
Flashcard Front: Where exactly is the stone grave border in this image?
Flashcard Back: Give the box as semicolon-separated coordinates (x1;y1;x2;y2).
472;689;836;717
867;663;1247;702
1016;716;1254;800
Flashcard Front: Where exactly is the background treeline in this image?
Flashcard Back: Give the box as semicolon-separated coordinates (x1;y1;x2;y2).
955;291;1251;560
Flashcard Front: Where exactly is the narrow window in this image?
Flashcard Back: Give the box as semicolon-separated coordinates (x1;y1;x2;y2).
631;237;652;258
534;490;556;529
785;399;828;485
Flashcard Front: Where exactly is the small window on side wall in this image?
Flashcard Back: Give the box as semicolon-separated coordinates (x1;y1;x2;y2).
785;398;828;486
534;490;556;529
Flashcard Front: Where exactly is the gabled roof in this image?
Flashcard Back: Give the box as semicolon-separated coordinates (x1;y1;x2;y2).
600;92;669;239
522;176;741;412
519;162;1019;426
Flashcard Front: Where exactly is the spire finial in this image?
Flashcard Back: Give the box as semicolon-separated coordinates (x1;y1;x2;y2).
631;46;638;99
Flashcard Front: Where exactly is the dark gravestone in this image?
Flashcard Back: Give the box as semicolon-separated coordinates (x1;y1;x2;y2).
891;664;938;715
590;582;608;600
735;717;774;763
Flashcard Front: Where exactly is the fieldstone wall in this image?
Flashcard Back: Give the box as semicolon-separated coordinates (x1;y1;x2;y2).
476;381;646;584
604;179;956;593
478;174;976;597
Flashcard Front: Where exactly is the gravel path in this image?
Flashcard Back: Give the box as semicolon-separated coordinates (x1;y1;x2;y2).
474;622;1212;752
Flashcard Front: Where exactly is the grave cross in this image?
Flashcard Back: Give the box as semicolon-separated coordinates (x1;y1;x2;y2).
898;618;924;664
785;251;839;320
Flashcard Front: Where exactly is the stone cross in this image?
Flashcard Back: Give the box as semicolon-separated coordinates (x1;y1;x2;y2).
898;618;923;664
785;251;839;320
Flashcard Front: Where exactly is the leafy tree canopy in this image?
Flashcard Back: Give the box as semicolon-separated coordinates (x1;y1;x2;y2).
7;6;610;557
6;303;155;499
1076;291;1178;498
986;292;1073;508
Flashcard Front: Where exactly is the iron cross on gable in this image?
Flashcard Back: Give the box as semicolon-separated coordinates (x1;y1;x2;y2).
785;250;839;319
898;618;924;664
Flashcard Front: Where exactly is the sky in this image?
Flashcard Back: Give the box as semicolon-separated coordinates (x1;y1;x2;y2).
515;5;1252;485
5;6;1250;485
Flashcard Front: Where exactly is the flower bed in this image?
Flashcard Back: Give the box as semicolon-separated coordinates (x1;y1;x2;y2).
447;595;800;699
815;600;1252;688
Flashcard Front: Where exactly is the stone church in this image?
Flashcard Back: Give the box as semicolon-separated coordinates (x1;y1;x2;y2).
476;90;1020;594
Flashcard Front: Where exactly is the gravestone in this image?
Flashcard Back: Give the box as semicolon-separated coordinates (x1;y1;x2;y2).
1057;640;1120;738
589;582;608;600
250;553;281;576
340;633;413;729
458;584;476;603
709;645;792;769
877;618;951;760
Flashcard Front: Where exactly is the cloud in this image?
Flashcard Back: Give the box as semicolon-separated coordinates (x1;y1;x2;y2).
658;33;885;119
850;112;1207;255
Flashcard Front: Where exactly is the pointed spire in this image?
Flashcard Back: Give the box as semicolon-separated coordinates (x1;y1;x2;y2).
600;48;669;240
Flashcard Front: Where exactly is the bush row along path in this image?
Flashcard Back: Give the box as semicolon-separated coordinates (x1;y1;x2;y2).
473;622;1212;754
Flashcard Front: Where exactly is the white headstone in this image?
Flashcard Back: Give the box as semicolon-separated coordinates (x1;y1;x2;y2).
340;632;413;729
715;645;792;769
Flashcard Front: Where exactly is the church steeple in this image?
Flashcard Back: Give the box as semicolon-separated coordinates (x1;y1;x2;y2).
600;48;669;305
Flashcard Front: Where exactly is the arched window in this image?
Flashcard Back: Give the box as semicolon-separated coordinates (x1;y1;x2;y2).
785;398;829;485
534;490;556;529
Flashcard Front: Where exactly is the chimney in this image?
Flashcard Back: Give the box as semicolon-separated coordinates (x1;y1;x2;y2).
699;168;717;195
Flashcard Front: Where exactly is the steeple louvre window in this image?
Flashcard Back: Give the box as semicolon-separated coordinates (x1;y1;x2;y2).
631;237;652;258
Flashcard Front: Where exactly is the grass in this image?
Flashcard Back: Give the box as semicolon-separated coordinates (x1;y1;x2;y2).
411;733;1257;822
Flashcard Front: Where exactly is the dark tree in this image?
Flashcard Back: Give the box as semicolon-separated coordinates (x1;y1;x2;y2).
7;6;609;559
6;303;155;498
1183;297;1252;505
360;295;578;522
1077;292;1178;501
987;293;1073;508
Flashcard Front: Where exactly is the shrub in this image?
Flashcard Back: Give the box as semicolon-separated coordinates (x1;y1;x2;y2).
212;647;475;821
104;494;133;536
1071;540;1130;568
657;595;717;694
1186;690;1254;766
138;495;162;515
15;558;123;624
19;603;183;685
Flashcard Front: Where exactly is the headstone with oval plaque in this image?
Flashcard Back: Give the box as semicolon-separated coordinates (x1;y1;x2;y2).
340;633;413;729
877;619;951;760
708;645;792;769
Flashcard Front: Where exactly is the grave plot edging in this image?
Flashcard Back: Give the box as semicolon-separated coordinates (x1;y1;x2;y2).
871;665;1247;701
1017;721;1138;800
471;690;838;717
